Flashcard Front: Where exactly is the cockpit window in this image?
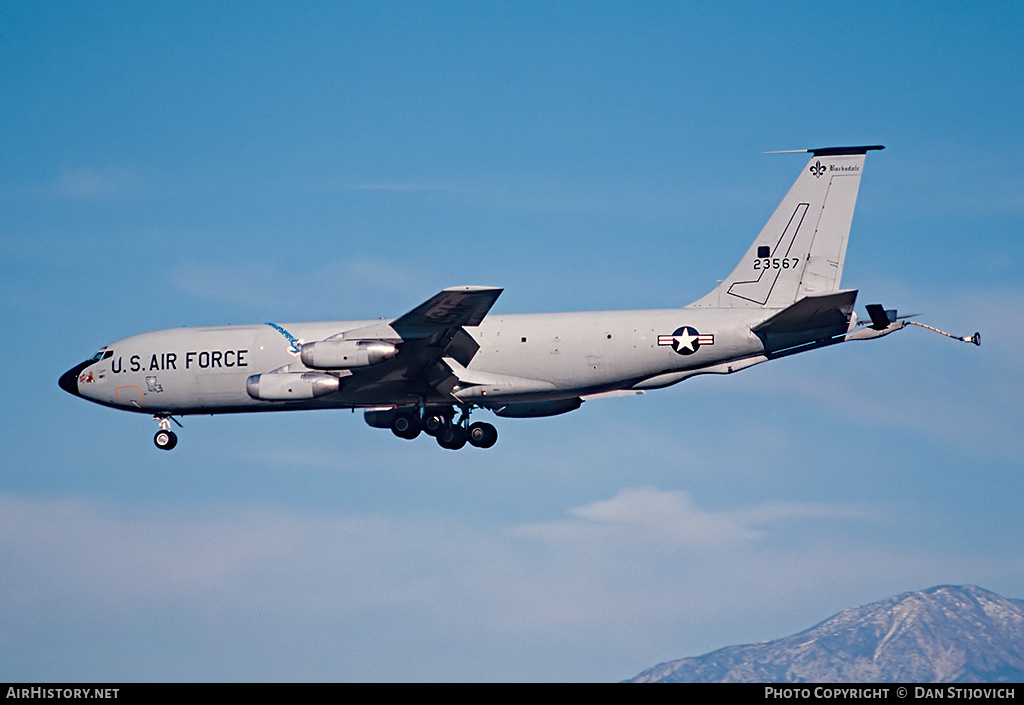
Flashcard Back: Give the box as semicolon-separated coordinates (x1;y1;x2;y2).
91;349;113;362
103;350;113;359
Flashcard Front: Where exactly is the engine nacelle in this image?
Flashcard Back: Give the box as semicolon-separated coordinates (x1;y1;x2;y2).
300;340;398;369
246;372;340;401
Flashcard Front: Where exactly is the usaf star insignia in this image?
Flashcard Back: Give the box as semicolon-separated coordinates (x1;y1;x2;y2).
658;326;714;355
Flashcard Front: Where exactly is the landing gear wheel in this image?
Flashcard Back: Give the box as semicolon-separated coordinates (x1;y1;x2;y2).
437;424;468;450
468;422;498;449
390;412;422;440
154;429;178;451
423;413;448;437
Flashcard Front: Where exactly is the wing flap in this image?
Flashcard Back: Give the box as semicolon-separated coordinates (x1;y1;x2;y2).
445;327;481;367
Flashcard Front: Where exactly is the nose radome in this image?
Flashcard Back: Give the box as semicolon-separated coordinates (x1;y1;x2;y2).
58;362;90;397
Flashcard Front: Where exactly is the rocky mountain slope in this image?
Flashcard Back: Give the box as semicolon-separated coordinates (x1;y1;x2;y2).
628;585;1024;683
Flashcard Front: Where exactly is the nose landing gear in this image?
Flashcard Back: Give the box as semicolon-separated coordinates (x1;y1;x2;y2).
153;415;181;451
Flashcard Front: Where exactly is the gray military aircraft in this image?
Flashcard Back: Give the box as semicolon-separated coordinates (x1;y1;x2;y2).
59;145;979;451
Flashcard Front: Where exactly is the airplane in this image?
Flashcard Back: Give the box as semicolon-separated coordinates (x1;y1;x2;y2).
59;145;980;451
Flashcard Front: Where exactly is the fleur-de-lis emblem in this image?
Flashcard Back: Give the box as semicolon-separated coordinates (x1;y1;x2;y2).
809;161;826;178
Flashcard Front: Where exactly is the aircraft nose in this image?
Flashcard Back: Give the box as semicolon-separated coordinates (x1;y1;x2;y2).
58;362;89;398
58;368;79;396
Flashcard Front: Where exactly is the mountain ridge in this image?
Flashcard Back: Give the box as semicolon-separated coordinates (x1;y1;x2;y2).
628;585;1024;683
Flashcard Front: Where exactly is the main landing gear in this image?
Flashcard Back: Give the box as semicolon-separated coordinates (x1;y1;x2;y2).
153;415;181;451
389;406;498;450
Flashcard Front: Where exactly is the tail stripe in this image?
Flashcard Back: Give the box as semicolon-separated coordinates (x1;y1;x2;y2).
726;203;809;305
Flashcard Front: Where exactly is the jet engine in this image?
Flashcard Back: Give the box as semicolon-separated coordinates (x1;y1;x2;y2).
299;340;398;369
246;372;340;401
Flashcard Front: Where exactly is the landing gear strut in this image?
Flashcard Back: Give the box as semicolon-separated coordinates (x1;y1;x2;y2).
153;415;180;451
372;405;499;450
432;407;498;451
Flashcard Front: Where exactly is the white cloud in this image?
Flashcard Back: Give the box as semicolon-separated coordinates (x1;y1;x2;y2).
170;260;284;308
348;181;454;192
54;167;147;200
0;167;152;202
310;256;421;295
0;490;1018;681
169;256;422;311
512;486;760;548
510;487;872;552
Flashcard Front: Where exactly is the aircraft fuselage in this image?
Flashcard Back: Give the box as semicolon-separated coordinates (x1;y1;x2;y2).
63;308;767;415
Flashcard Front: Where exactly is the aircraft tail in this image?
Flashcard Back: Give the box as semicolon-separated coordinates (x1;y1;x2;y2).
687;145;883;310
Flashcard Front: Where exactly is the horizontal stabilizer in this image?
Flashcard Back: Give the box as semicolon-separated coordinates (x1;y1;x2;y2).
765;145;885;157
753;290;858;356
753;290;858;335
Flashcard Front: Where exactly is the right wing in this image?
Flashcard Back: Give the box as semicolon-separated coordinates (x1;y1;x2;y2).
304;286;504;404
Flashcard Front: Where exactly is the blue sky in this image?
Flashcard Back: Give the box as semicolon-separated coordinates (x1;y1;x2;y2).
2;1;1022;682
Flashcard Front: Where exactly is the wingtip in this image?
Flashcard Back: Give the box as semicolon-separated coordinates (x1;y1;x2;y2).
444;285;503;293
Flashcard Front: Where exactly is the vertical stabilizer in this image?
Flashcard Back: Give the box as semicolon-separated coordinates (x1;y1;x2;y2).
687;146;883;310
